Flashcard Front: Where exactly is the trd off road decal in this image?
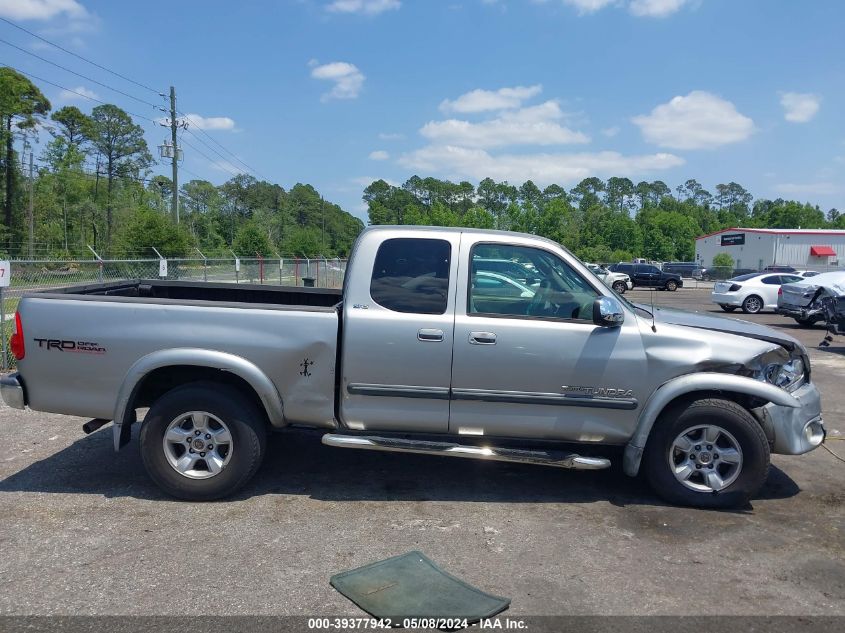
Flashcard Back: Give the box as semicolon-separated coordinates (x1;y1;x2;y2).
33;339;106;354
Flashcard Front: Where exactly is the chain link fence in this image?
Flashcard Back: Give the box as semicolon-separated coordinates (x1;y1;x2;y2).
0;257;347;371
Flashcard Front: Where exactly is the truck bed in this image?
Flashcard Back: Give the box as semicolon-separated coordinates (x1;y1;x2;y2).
37;279;342;309
18;279;341;428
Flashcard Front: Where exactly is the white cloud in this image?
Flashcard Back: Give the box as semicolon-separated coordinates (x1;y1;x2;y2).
601;126;620;137
561;0;617;15
309;61;365;101
182;113;236;131
369;150;390;160
779;92;820;123
326;0;400;15
628;0;688;17
0;0;88;20
536;0;691;17
399;145;683;185
378;132;405;141
58;85;98;101
439;84;542;113
632;90;754;150
774;182;842;196
422;100;589;148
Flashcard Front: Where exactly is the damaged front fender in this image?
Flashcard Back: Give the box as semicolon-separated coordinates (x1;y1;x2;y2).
623;372;800;477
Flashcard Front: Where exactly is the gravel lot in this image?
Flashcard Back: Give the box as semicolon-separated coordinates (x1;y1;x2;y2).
1;288;843;617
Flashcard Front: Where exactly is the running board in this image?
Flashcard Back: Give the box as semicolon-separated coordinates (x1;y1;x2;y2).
321;433;611;470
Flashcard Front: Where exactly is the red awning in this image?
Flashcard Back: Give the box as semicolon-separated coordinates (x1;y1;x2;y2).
810;245;837;257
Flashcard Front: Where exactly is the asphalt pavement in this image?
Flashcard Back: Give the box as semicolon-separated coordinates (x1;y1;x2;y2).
0;288;843;617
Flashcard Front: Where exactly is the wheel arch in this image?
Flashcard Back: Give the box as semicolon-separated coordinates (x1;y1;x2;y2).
112;348;285;451
623;372;798;477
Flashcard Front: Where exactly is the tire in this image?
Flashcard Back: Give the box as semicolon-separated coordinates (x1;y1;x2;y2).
665;280;678;292
612;281;627;294
643;398;770;509
719;304;737;312
741;295;764;314
140;382;268;501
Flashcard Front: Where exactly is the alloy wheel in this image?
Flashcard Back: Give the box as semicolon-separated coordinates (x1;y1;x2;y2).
162;411;233;479
668;424;743;493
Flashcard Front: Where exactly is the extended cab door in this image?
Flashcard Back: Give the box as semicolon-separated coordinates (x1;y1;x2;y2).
340;231;459;433
450;235;646;444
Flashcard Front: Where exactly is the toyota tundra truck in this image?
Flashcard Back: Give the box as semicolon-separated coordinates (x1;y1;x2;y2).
1;227;826;508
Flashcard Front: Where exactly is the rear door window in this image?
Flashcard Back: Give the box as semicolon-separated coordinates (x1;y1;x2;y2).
370;238;451;314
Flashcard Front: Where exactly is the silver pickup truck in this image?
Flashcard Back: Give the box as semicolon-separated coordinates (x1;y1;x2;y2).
1;227;826;508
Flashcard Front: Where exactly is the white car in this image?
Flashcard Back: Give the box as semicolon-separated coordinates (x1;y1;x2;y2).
712;272;805;314
586;263;632;294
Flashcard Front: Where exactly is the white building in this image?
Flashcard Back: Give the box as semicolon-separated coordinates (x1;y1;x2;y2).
695;228;845;271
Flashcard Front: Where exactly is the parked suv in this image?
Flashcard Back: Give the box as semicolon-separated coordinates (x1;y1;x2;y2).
608;263;683;291
763;265;798;273
662;262;705;279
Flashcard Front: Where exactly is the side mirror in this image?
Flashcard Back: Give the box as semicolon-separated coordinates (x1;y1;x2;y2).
593;296;625;327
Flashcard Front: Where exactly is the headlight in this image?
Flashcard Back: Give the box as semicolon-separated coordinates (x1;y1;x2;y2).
762;358;805;391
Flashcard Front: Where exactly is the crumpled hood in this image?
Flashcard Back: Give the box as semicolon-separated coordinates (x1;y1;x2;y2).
634;304;803;353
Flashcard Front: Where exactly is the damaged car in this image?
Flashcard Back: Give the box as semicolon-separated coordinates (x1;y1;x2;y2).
777;271;845;327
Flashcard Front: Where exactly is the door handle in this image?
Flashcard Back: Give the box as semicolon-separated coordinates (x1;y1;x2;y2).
418;328;444;342
469;331;497;345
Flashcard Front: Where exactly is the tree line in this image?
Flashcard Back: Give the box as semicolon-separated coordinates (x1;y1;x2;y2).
364;176;843;263
0;67;364;259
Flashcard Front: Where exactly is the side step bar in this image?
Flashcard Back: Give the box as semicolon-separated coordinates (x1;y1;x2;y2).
321;433;610;470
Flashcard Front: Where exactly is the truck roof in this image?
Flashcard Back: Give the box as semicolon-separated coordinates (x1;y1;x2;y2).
360;224;566;251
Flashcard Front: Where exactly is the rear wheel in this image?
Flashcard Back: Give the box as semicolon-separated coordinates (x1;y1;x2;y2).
140;382;268;501
612;280;627;294
643;398;770;508
719;304;737;312
741;295;764;314
665;280;678;291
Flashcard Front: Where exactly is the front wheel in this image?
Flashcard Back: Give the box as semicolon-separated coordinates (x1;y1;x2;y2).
140;382;268;501
643;398;770;508
612;280;627;294
665;280;678;291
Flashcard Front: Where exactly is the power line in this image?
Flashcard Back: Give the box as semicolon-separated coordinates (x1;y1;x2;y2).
180;135;242;178
182;127;253;178
0;37;164;109
0;15;164;96
0;64;158;123
179;111;264;179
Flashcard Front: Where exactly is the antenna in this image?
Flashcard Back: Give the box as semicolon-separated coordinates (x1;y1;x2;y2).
650;287;657;333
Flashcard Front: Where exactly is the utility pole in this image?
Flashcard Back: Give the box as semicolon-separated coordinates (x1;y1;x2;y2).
170;86;179;224
321;196;326;256
26;143;34;258
158;86;185;224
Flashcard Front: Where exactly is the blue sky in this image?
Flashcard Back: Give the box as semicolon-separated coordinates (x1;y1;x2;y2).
2;0;844;221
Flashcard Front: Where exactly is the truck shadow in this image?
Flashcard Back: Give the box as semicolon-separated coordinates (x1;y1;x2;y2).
0;426;800;509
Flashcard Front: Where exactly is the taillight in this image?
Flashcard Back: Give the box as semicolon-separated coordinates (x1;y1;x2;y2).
778;287;783;296
729;284;742;292
10;312;25;360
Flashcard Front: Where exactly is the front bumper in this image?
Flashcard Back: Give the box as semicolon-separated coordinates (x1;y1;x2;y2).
753;381;825;455
711;292;742;307
0;372;26;410
776;302;822;320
